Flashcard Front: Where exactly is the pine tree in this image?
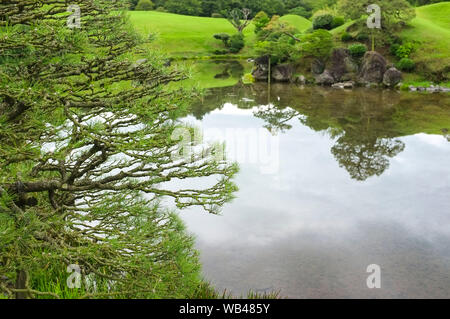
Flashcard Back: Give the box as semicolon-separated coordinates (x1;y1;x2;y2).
0;0;237;298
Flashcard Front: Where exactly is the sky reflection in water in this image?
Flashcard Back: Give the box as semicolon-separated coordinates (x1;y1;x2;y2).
178;84;450;298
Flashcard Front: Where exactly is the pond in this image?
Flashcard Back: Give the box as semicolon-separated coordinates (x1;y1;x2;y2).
178;61;450;298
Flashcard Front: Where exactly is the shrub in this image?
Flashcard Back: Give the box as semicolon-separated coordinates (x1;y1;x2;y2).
242;73;255;84
394;42;415;59
396;58;415;71
253;11;270;34
135;0;154;11
331;16;345;29
390;43;400;56
355;32;369;41
211;13;222;18
341;32;353;42
228;34;245;53
214;49;229;55
348;43;367;57
313;14;334;30
213;33;230;46
289;6;312;19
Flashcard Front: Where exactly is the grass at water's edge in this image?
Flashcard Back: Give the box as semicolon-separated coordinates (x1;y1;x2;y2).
191;282;281;299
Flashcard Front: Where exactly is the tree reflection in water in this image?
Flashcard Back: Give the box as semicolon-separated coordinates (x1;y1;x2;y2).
331;135;405;181
189;82;449;181
254;104;406;181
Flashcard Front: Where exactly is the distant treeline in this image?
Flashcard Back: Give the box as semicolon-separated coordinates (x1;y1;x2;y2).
130;0;335;17
129;0;447;17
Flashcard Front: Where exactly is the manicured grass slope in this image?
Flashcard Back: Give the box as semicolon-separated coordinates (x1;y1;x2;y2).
414;2;450;29
129;11;313;57
400;2;450;79
129;11;256;56
279;14;312;32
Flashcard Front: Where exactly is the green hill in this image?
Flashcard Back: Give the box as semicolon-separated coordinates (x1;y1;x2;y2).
401;2;450;80
129;11;255;57
279;14;312;32
414;2;450;29
129;11;313;57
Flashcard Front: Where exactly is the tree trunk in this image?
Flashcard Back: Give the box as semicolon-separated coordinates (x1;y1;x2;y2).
15;270;29;299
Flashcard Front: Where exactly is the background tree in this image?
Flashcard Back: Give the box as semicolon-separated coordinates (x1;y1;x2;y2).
298;29;334;68
129;0;139;10
0;0;237;299
135;0;155;11
201;0;222;17
164;0;203;16
288;6;312;19
331;136;405;181
253;11;270;34
258;15;299;41
222;8;252;34
405;0;445;6
254;16;300;64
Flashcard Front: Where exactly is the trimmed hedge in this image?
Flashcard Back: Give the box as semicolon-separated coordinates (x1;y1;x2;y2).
341;32;353;42
331;17;345;29
348;43;367;57
313;14;333;30
229;34;245;53
396;58;416;71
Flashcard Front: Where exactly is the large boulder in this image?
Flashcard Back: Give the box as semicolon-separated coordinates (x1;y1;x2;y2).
252;66;268;81
329;48;358;82
271;64;294;82
383;67;403;87
252;55;270;81
359;51;387;84
315;70;335;86
311;60;325;75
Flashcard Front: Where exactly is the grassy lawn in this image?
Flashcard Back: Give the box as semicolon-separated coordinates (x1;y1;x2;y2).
128;11;313;58
129;11;256;57
413;2;450;29
400;2;450;81
330;20;355;36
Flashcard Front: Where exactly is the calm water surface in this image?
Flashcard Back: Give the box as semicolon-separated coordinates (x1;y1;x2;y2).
177;63;450;298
